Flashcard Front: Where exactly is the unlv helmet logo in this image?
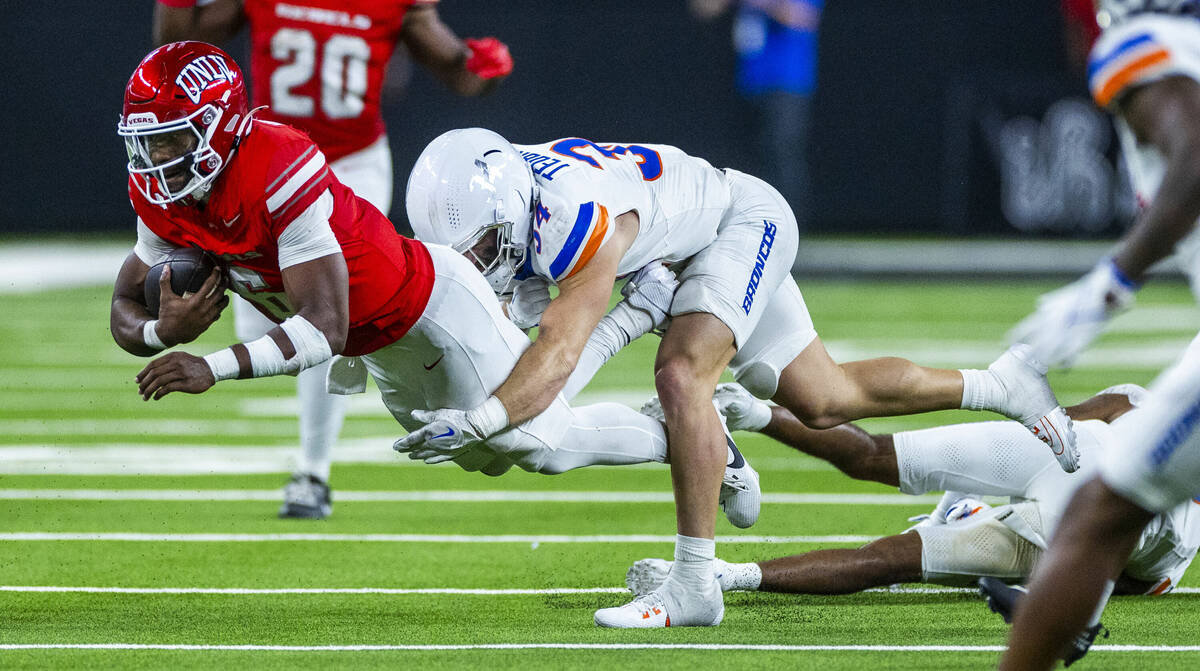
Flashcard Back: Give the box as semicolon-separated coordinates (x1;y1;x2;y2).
175;54;235;104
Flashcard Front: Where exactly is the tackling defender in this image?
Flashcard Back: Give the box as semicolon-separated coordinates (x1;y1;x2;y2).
109;43;760;519
630;383;1198;606
1000;1;1200;668
399;128;1076;628
153;0;512;518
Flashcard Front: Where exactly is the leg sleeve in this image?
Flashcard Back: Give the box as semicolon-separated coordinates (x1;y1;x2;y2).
893;421;1058;496
487;400;668;475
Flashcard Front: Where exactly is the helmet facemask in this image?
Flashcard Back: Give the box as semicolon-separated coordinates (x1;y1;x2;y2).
119;103;227;204
455;199;530;296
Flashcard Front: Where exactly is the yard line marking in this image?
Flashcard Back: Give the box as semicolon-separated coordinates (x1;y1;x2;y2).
0;532;875;544
0;586;628;595
4;585;1195;596
0;489;942;506
1;643;1199;652
0;445;838;475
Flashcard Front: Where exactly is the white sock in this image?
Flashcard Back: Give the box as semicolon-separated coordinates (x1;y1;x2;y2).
715;558;763;591
296;359;346;483
668;534;716;588
959;368;1002;411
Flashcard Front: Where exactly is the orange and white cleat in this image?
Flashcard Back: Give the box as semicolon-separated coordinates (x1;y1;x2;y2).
594;581;723;628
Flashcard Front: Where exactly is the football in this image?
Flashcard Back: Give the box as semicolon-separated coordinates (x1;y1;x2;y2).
144;247;221;317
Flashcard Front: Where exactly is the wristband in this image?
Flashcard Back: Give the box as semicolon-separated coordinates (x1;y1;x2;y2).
466;395;509;437
142;320;167;351
1105;258;1139;291
203;348;240;382
245;334;288;377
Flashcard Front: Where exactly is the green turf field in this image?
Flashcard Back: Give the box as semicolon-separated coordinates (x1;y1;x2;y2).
2;275;1198;670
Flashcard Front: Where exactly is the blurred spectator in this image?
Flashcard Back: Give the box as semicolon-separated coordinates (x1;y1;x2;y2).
691;0;822;233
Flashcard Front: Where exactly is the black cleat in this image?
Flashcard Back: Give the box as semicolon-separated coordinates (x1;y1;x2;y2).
978;577;1107;667
278;474;332;519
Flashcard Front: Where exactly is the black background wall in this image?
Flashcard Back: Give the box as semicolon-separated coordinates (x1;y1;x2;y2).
2;1;1115;236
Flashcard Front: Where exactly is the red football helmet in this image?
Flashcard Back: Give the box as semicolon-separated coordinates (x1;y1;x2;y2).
118;42;255;204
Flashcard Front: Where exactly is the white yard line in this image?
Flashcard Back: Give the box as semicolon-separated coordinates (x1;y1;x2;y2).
0;444;840;475
3;585;1194;596
0;586;627;595
0;532;875;544
0;489;941;505
1;643;1198;652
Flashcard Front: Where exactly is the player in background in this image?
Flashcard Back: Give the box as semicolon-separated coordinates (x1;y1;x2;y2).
399;128;1075;628
999;1;1200;668
153;0;512;518
111;43;757;526
630;383;1197;607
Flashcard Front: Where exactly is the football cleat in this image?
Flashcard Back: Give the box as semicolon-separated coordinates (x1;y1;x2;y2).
595;580;723;628
712;383;773;432
278;473;332;519
978;577;1107;668
640;395;762;528
720;433;761;529
988;344;1079;472
626;558;737;596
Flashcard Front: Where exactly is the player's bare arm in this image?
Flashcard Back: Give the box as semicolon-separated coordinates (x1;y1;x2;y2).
493;212;639;425
400;5;511;96
153;0;245;46
1112;75;1200;282
111;252;227;357
136;250;349;401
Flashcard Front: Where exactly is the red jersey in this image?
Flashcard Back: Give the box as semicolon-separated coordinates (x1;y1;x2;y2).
129;120;434;356
243;0;435;161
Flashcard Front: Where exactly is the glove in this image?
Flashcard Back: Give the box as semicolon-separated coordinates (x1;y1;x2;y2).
620;260;678;331
393;396;509;464
507;278;551;329
1008;259;1138;367
464;37;513;79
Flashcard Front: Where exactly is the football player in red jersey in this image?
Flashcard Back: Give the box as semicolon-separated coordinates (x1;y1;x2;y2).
111;44;731;517
151;0;513;518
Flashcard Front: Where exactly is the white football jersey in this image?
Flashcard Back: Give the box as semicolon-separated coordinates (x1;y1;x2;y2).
1079;416;1200;592
513;139;731;282
1089;15;1200;292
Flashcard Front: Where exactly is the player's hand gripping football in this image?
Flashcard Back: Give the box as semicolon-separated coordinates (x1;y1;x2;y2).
1008;259;1137;367
155;266;229;347
394;407;491;464
136;351;216;400
621;260;678;332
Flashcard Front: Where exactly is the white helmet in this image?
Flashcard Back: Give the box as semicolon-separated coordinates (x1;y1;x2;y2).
1097;0;1200;26
406;128;537;295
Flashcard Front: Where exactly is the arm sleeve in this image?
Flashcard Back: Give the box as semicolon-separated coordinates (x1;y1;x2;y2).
560;300;655;401
276;189;342;269
133;217;177;265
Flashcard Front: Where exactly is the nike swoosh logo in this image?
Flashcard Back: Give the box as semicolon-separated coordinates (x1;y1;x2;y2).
433;428;455;440
222;213;242;228
423;355;445;371
726;435;745;469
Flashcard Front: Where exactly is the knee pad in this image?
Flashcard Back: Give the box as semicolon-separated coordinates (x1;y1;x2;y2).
733;360;781;399
916;504;1043;586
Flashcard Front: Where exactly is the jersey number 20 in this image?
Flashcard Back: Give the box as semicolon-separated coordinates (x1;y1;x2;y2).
270;28;369;119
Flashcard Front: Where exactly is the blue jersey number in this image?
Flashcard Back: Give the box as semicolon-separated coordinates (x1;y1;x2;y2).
550;138;663;181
